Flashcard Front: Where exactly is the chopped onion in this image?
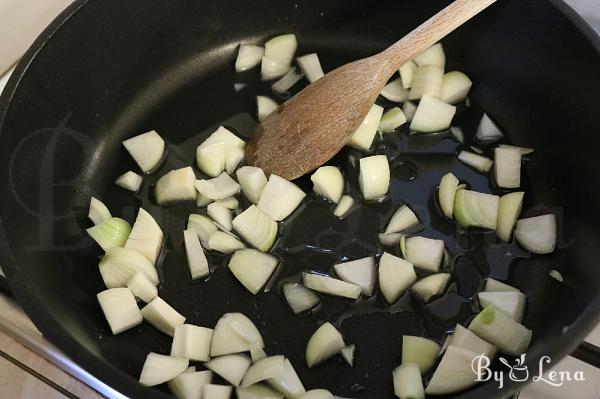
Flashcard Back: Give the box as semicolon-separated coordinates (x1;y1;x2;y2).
408;65;444;100
228;249;279;295
99;247;159;288
122;130;166;174
197;192;214;207
267;358;306;397
237;384;283;399
283;283;320;314
425;346;478;395
410;95;456;133
305;322;345;368
399;61;417;88
216;196;240;210
226;146;245;174
141;297;186;336
339;345;355;368
234;83;247;92
380;78;409;102
155;166;197;205
233;205;278;251
168;370;213;399
242;355;285;387
302;272;361;300
88;197;111;225
450;126;465;143
379;252;416;304
171;324;213;361
251;343;267;362
384;205;419;235
378;232;403;246
205;354;251;386
468;305;532;355
494;147;521;188
402;335;441;374
402;101;418;122
514;214;556;254
257;96;279;122
87;217;131;252
402;236;444;272
470;146;484;155
210;313;264;357
484;278;520;293
297;53;324;83
97;288;142;335
311;166;344;204
438;173;459;219
499;144;534;155
347;104;384;151
359;155;390;200
125;208;164;265
188;214;218;246
196;126;246;177
496;192;524;242
333;195;354;218
476;113;503;143
453;189;499;230
237;166;268;204
299;390;334;399
208;231;245;253
261;56;292;81
258;174;306;221
478;291;526;322
458;150;493;173
236;44;265;72
139;352;189;386
450;324;497;359
413;43;445;68
272;67;304;94
207;202;233;231
202;384;233;399
264;34;297;65
183;367;197;373
183;229;209;279
115;171;143;192
393;363;425;399
439;71;472;104
411;273;450;302
334;257;376;296
379;107;407;134
127;272;158;303
196;173;240;201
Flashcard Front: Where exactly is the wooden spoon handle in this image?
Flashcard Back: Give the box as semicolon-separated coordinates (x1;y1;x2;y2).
379;0;497;73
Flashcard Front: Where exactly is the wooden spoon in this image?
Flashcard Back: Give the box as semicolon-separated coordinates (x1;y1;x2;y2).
246;0;497;180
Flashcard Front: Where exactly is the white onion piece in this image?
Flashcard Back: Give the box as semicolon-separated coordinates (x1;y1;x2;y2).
196;173;241;201
236;44;265;72
514;214;557;254
197;192;214;207
228;249;278;295
549;269;564;282
267;358;306;397
207;202;233;231
393;363;425;399
402;236;444;272
408;65;443;100
402;335;441;374
297;53;324;83
359;155;390;200
141;297;186;336
333;195;354;218
127;272;158;303
196;126;246;177
139;353;189;387
494;147;521;188
183;367;196;373
242;355;285;387
115;171;143;192
402;101;418;122
399;61;417;88
168;370;212;399
453;189;499;230
258;174;306;221
496;192;524;242
440;71;472;104
205;354;251;386
450;126;465;143
302;273;361;300
380;78;409;102
234;83;247;92
272;67;304;94
413;43;445;67
484;278;520;293
438;173;459;219
226;146;245;175
208;231;245;254
237;384;283;399
311;166;344;204
87;217;131;252
210;313;264;357
171;324;213;361
410;95;456;133
88;197;111;225
306;322;345;368
378;252;416;304
333;257;376;296
183;229;209;279
385;205;419;235
378;232;403;246
237;166;268;204
476;113;503;143
202;384;233;399
458;150;493;173
155;166;197;205
125;208;163;264
97;288;142;335
99;247;159;288
341;344;355;367
261;56;292;81
468;305;532;355
250;343;267;362
299;390;334;399
470;146;484;155
122;130;165;174
257;96;279;122
478;291;526;322
499;144;534;155
425;346;478;395
233;206;278;251
450;324;497;359
411;273;450;302
188;214;218;247
264;34;297;65
378;107;407;133
283;283;320;314
347;104;384;151
216;196;239;210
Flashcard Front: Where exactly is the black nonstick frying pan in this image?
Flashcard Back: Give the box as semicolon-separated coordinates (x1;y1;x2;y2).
2;0;600;398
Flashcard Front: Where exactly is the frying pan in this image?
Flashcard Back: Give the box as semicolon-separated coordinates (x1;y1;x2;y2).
1;0;600;398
